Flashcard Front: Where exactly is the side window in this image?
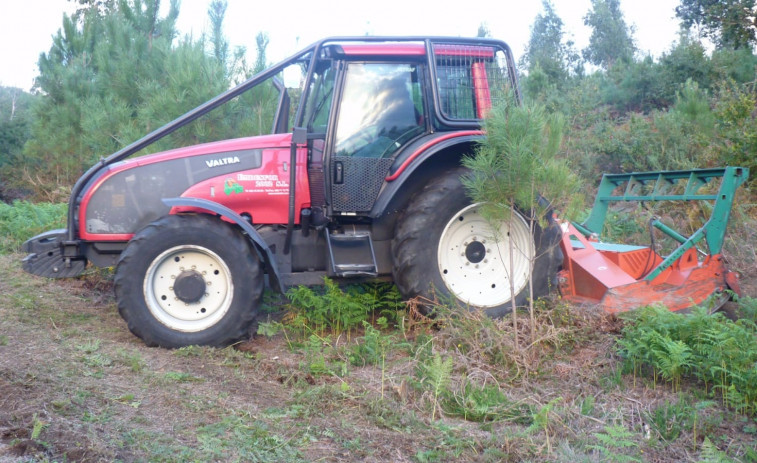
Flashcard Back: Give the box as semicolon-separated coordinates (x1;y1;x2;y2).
334;63;425;158
304;63;337;133
437;64;476;119
433;44;514;121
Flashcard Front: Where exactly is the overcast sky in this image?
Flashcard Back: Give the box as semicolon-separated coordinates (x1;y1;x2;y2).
0;0;683;92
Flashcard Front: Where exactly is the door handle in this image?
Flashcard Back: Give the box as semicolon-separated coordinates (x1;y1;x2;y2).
334;161;344;184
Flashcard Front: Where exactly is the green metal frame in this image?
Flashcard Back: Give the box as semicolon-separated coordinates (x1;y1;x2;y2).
575;167;749;281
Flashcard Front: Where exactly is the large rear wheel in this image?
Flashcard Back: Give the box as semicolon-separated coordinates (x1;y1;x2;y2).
392;168;561;317
114;214;263;347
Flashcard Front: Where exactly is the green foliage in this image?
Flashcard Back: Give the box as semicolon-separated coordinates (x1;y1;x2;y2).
423;353;454;421
599;56;669;112
0;201;67;253
0;87;36;171
196;415;303;462
647;398;694;442
11;0;277;199
348;319;397;367
712;80;757;187
582;0;635;69
589;424;642;462
463;99;582;225
442;380;533;423
676;0;757;49
286;279;400;339
527;397;562;453
617;305;757;415
698;437;737;463
521;1;580;87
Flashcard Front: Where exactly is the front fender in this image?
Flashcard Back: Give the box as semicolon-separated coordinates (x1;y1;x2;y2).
162;197;285;293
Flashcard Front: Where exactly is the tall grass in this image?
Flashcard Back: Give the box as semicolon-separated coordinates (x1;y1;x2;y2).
0;201;67;254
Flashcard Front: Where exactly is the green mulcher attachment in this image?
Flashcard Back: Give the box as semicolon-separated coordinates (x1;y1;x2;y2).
559;167;749;312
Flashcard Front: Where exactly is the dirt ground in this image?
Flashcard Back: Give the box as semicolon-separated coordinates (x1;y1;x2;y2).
1;252;756;462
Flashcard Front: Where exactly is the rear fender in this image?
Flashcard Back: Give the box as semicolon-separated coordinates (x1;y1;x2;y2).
371;134;482;221
162;197;285;293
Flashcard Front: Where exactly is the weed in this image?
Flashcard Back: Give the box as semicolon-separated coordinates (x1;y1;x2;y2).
618;305;757;415
173;345;205;357
423;353;454;421
0;334;7;346
114;348;146;373
196;414;303;462
647;398;693;442
75;339;101;354
365;397;423;432
286;278;373;339
528;397;563;454
348;319;400;398
698;437;736;463
257;320;284;338
163;371;204;383
30;413;48;440
443;379;533;423
580;395;595;416
589;424;642;462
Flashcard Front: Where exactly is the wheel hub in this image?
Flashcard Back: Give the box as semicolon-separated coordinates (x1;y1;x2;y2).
173;270;206;303
465;241;486;264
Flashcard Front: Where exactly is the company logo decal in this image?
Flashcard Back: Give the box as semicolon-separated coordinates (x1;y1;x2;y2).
224;178;244;195
205;156;241;168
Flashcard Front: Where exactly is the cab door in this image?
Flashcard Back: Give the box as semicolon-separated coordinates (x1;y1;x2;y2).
328;62;426;213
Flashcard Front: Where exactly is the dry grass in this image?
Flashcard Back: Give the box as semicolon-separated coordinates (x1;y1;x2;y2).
1;253;756;462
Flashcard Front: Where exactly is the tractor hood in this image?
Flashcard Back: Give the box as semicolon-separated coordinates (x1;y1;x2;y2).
78;133;294;240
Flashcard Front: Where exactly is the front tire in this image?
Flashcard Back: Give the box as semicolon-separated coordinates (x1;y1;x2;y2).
391;168;561;317
114;214;263;347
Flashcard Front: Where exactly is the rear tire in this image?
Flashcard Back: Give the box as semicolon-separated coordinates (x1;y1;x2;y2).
114;214;263;348
391;168;561;317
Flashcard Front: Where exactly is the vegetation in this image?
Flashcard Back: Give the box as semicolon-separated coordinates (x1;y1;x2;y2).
617;303;757;415
0;201;66;253
1;0;756;461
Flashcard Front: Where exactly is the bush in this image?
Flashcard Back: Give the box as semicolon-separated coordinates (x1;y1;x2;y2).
0;201;67;254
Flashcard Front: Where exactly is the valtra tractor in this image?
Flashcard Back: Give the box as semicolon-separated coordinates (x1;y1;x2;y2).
22;37;748;347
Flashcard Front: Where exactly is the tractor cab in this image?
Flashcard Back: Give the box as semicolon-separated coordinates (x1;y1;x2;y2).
293;40;517;218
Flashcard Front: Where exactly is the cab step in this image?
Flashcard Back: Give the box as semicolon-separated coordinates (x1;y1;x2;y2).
326;230;378;277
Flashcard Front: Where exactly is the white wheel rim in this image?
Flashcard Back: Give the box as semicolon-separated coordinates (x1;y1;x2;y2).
437;204;534;308
144;245;233;332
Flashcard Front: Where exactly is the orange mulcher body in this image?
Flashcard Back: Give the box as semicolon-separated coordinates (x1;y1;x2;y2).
556;167;748;313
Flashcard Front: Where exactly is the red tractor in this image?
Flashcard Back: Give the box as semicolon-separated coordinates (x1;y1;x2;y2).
23;37;559;347
21;36;746;347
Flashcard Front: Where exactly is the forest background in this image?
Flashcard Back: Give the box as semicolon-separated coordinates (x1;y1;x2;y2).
0;0;755;204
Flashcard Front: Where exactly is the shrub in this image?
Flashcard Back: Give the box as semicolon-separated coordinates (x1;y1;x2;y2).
0;201;67;254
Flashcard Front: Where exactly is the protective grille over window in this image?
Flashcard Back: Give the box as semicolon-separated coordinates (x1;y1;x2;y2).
433;43;512;121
